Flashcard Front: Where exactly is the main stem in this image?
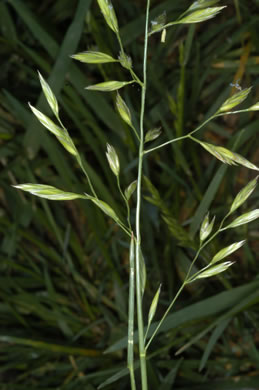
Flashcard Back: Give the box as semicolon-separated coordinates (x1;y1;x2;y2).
135;1;150;389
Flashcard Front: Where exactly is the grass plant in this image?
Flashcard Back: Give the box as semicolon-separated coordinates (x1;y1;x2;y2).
1;0;259;389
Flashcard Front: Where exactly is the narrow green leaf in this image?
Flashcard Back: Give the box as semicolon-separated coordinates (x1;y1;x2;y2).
147;285;161;328
13;184;86;200
145;127;162;143
29;103;77;156
229;176;258;214
98;368;129;390
86;81;132;92
116;93;132;127
224;209;259;229
200;212;215;242
96;0;118;33
38;71;59;118
218;87;252;113
0;335;100;357
71;51;117;64
200;142;259;171
199;317;231;372
189;165;226;237
106;143;120;176
178;6;226;24
125;180;137;201
195;261;234;279
159;359;183;390
211;241;245;265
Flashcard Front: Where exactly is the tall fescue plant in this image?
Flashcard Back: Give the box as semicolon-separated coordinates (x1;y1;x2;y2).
14;0;259;388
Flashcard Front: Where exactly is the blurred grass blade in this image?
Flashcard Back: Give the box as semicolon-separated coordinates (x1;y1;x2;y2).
159;358;183;390
199;317;231;371
144;176;196;249
0;2;17;42
8;0;58;57
98;367;131;389
0;335;100;356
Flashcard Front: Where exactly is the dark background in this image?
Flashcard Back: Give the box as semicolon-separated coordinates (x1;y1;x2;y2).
0;0;259;389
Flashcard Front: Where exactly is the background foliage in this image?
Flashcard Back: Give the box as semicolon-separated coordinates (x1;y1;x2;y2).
0;0;259;388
